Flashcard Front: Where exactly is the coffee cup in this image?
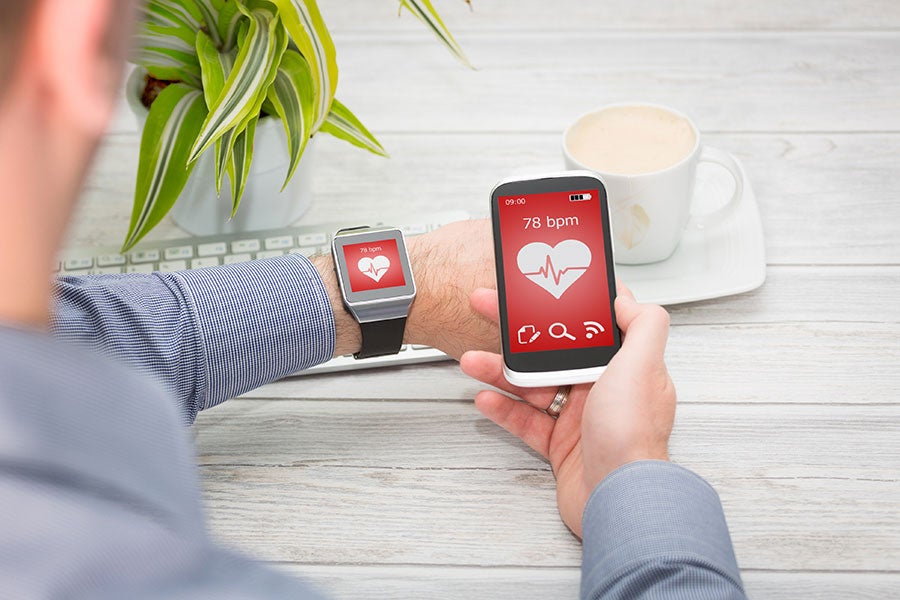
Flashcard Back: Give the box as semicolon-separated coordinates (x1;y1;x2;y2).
562;103;743;264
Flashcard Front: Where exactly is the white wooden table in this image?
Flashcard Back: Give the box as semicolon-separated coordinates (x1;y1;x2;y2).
76;1;900;597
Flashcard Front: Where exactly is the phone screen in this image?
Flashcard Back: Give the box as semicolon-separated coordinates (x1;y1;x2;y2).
492;175;620;372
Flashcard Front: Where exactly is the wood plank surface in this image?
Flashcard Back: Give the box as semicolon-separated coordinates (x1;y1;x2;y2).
238;322;900;405
321;0;900;32
327;33;900;134
273;565;900;600
199;462;899;571
196;401;900;481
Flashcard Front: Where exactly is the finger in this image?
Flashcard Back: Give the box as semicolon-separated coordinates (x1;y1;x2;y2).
474;390;554;459
460;350;556;409
470;288;500;323
615;278;636;301
613;298;670;364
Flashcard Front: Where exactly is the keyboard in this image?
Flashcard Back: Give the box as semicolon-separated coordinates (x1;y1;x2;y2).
60;211;469;376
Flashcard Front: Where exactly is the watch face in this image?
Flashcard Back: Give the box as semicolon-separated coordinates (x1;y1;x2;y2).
333;228;416;304
342;238;407;292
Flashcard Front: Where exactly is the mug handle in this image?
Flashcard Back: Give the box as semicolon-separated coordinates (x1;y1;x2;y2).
689;146;744;229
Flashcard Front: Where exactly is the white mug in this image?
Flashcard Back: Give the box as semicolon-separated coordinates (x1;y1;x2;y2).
562;103;743;265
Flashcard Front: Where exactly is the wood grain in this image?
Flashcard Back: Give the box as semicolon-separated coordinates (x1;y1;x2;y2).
233;321;900;405
196;401;900;481
271;565;900;600
199;462;899;571
320;0;900;32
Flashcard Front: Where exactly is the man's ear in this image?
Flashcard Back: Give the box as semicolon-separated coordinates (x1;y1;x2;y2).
31;0;124;136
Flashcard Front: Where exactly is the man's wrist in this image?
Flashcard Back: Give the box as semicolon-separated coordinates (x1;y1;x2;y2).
311;253;362;357
312;233;434;357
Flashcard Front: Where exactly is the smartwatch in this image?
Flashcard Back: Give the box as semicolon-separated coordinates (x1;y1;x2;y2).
331;226;416;359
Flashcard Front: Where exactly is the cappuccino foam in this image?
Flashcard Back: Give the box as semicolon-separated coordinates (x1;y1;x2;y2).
566;105;697;175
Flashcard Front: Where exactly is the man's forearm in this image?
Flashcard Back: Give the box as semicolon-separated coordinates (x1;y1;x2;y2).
53;255;335;423
581;461;747;600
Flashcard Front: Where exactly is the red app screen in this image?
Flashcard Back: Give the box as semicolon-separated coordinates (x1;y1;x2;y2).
342;238;407;292
498;189;614;353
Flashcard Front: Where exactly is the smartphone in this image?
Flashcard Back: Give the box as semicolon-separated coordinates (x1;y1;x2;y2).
490;171;621;387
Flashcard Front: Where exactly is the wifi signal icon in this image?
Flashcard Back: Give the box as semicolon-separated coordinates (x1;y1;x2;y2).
583;321;605;339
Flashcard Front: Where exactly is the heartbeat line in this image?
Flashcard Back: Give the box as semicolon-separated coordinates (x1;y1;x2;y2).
362;263;388;276
522;255;588;286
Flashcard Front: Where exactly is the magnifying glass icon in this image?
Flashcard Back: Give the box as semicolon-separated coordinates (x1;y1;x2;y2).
549;322;576;341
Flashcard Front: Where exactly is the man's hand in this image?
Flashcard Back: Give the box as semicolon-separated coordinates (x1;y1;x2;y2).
460;283;676;537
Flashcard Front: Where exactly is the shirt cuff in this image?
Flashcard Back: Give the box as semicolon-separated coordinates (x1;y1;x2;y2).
580;460;745;599
171;254;335;411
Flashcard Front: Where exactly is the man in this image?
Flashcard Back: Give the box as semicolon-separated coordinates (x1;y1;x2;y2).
0;1;747;598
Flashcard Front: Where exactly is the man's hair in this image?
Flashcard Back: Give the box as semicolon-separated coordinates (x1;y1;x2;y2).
0;1;38;86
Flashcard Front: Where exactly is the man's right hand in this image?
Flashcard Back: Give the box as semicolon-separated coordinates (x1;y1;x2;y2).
460;282;676;538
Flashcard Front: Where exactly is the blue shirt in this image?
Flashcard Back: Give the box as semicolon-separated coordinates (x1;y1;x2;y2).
0;255;746;598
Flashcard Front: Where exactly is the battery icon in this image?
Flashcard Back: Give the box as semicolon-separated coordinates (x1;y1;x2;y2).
569;193;592;202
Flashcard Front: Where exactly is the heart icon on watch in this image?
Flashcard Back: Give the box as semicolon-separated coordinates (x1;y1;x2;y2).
358;255;391;282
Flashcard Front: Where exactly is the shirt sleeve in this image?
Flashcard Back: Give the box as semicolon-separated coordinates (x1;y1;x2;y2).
52;255;335;424
580;460;747;600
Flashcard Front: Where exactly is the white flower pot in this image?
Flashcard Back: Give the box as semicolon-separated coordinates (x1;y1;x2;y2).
125;68;315;236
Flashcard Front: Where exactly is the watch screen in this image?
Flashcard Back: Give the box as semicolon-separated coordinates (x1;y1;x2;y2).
342;238;408;292
495;184;617;357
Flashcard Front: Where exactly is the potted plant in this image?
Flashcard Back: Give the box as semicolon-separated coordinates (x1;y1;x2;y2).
123;0;470;250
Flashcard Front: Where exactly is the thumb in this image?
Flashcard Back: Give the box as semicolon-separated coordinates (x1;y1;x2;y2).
470;288;500;324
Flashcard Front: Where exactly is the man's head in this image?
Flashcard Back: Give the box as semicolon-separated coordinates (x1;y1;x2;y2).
0;0;136;327
0;2;36;87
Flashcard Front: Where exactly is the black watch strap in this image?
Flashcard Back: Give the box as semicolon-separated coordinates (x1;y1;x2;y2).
355;317;408;359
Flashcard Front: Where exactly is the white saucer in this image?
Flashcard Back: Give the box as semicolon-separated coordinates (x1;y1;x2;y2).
616;157;766;305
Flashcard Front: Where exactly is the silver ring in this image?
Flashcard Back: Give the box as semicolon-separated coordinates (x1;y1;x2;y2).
546;385;572;419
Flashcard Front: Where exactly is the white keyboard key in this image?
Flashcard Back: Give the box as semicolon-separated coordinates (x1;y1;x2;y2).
164;246;193;260
64;257;93;270
265;235;293;250
158;260;187;272
97;254;126;267
232;239;260;253
126;264;154;273
223;253;252;265
256;250;285;259
53;261;61;273
191;257;220;269
130;249;160;264
298;232;327;246
401;223;428;236
89;267;123;275
197;242;227;257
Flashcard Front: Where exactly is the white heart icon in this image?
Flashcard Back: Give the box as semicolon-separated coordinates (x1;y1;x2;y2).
358;255;391;282
516;240;592;299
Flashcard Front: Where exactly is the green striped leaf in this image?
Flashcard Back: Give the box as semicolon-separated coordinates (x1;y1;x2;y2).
188;2;286;163
134;21;202;86
194;0;224;46
266;49;314;189
400;0;472;68
217;1;244;50
195;29;235;192
140;0;202;32
320;98;388;157
123;83;208;251
270;0;338;130
227;116;259;217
